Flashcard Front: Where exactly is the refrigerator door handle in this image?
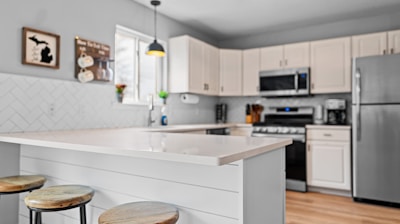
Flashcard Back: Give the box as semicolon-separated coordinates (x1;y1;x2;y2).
355;68;361;141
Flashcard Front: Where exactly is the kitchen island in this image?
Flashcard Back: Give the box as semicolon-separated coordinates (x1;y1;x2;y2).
0;128;291;224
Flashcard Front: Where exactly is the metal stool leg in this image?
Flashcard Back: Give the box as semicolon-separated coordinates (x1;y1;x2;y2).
29;209;33;224
34;211;42;224
80;205;87;224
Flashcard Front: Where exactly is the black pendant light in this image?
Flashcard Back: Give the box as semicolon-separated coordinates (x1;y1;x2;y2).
146;0;165;57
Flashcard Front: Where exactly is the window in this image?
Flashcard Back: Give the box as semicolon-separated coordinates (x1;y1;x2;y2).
114;25;167;105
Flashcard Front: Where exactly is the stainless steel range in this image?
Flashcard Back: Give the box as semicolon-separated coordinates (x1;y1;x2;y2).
251;106;314;192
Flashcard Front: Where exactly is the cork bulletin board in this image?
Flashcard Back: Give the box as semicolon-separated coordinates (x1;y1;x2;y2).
75;37;112;82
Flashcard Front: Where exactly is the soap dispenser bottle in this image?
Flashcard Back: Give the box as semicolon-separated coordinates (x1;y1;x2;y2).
161;105;168;126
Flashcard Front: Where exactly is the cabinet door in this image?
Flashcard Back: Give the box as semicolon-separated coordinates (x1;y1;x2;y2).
204;44;220;95
307;140;351;190
260;45;283;71
352;32;387;58
188;38;205;94
242;48;260;96
284;42;310;68
219;49;242;96
310;37;351;94
388;30;400;54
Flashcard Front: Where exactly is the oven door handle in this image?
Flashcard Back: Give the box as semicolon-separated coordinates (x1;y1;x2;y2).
251;133;305;143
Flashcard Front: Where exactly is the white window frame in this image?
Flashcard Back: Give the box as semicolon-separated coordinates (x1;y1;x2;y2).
114;25;167;105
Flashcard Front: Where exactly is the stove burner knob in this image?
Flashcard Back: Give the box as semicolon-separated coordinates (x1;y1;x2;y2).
268;127;277;133
290;128;298;134
253;127;261;132
261;127;268;133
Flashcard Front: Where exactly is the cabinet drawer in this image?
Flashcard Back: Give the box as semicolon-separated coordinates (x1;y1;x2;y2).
307;129;350;141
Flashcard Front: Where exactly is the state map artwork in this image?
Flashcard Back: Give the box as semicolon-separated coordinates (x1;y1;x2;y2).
28;35;53;64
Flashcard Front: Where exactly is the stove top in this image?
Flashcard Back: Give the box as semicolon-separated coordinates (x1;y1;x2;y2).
252;106;313;136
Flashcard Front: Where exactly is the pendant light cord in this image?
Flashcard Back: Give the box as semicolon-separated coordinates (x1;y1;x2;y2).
154;3;157;40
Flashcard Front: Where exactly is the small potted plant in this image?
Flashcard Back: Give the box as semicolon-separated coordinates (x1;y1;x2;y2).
158;90;169;105
115;84;126;103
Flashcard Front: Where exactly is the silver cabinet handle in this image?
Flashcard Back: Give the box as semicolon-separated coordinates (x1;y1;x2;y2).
279;60;282;67
383;49;387;55
285;59;288;66
323;133;332;137
391;48;395;54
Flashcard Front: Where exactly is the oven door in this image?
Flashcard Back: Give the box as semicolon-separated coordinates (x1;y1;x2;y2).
251;133;307;192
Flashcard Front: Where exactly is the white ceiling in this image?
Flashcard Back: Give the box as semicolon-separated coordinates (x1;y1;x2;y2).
134;0;400;41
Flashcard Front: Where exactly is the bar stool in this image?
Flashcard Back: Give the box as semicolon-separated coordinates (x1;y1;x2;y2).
0;175;46;223
24;184;94;224
98;201;179;224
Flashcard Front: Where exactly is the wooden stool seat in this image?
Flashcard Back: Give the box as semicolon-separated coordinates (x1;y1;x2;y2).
98;201;179;224
25;185;94;210
0;175;46;194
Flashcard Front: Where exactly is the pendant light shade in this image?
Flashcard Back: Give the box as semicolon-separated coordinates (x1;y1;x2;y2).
146;0;165;57
147;40;165;57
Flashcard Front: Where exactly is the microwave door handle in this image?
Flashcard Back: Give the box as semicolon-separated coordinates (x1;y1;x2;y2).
294;73;299;92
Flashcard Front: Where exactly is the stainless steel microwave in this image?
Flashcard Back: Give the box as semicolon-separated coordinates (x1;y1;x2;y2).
259;67;310;97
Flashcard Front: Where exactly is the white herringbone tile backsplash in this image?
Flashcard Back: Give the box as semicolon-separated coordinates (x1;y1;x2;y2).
0;72;147;133
0;72;218;133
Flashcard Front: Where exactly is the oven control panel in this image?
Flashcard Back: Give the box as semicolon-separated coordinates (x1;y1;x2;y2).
252;126;305;134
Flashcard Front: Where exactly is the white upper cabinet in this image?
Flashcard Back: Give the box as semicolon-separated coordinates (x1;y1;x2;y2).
242;48;260;96
169;35;219;95
352;30;400;58
284;42;310;69
388;30;400;54
204;44;220;95
219;49;242;96
188;37;205;94
260;45;283;71
352;32;387;57
260;42;309;71
310;37;351;94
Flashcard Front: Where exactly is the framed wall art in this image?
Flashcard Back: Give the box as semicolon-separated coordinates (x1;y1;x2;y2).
22;27;60;69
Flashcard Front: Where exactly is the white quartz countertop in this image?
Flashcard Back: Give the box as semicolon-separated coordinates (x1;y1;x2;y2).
0;127;291;166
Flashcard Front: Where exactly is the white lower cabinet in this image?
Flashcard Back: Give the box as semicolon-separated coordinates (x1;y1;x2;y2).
306;126;351;191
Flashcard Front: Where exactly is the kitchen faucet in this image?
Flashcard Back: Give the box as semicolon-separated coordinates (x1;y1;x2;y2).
147;94;155;127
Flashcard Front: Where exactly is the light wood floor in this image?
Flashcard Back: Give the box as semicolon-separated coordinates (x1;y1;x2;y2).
286;191;400;224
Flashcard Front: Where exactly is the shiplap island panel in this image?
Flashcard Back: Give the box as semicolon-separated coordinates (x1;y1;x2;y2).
0;128;291;224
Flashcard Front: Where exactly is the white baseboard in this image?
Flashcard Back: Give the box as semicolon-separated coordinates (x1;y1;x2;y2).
307;186;352;197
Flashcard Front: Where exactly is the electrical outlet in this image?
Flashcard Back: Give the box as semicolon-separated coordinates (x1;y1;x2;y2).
48;103;55;116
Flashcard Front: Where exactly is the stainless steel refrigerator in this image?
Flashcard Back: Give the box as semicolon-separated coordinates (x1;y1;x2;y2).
352;54;400;205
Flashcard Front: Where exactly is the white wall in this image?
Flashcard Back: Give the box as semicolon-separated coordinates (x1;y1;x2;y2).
219;11;400;49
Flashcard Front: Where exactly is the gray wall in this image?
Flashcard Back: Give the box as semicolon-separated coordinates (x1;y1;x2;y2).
219;10;400;49
0;0;217;81
0;0;219;131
